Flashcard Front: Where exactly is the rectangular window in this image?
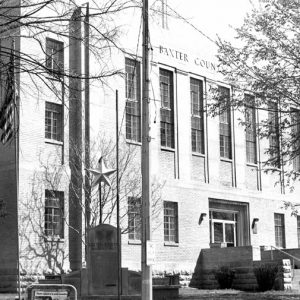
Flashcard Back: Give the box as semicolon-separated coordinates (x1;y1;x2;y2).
45;102;63;141
268;102;281;168
274;213;285;248
191;78;205;154
297;216;300;248
245;95;257;164
46;38;64;75
292;109;300;172
164;201;178;243
45;190;64;238
160;69;174;148
219;87;232;159
128;197;141;241
125;58;141;142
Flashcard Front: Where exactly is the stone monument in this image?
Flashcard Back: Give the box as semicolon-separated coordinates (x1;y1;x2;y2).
87;224;119;295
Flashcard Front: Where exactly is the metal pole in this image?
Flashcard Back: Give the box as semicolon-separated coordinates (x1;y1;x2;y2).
116;90;121;299
99;182;102;224
141;0;152;299
13;37;21;300
84;2;90;263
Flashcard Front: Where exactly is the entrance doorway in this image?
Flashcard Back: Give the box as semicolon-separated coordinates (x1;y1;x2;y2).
209;199;250;247
210;210;237;247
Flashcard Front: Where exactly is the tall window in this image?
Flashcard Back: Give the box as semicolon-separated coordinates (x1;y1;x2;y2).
45;190;64;238
125;58;141;142
160;69;174;148
245;95;257;164
128;197;141;241
292;109;300;172
274;213;285;248
219;87;232;159
46;38;64;75
45;102;63;141
191;78;204;154
164;201;178;243
268;102;280;168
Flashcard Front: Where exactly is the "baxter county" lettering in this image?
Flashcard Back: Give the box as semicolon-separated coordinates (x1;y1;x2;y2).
159;45;217;72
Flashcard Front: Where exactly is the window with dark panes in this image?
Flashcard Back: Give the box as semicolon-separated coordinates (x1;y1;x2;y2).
45;102;63;141
125;58;141;142
245;95;257;164
292;109;300;172
274;213;285;248
191;78;204;154
219;87;232;159
164;201;178;243
45;190;64;238
128;197;141;241
46;38;64;75
268;102;281;168
160;69;174;148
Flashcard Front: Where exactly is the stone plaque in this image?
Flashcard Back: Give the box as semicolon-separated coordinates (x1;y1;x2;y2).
87;224;120;295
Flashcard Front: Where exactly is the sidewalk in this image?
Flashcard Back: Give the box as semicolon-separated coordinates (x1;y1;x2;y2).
179;287;300;299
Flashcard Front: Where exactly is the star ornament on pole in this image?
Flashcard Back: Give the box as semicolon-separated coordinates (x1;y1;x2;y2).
89;156;116;188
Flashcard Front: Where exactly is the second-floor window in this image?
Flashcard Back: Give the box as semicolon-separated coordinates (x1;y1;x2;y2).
245;95;257;164
160;69;174;148
292;109;300;172
46;38;64;76
191;78;204;154
268;101;280;168
125;58;141;142
219;87;232;159
45;102;63;141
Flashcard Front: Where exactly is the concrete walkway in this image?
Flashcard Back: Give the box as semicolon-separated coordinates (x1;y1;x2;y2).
179;287;300;299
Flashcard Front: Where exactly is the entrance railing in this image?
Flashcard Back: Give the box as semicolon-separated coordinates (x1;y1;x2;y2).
269;245;300;278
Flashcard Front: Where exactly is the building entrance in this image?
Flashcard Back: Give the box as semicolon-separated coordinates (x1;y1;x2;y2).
210;210;237;247
209;199;250;247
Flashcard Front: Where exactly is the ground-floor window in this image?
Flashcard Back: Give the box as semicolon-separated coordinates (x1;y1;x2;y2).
274;213;286;248
45;190;64;238
209;210;237;247
164;201;178;243
128;197;141;241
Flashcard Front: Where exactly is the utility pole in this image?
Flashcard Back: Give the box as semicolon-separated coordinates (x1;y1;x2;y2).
141;0;152;299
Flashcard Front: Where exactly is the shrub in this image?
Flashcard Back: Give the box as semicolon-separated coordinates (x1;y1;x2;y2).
214;266;235;289
253;264;278;291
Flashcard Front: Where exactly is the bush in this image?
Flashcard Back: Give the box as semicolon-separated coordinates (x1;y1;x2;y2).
214;266;235;289
253;264;278;291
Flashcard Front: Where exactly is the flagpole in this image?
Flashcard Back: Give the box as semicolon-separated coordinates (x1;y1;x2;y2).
116;90;121;299
84;2;91;247
13;37;21;300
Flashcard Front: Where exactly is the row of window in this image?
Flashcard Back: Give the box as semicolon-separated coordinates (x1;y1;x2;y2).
43;191;179;243
43;189;299;250
125;58;300;171
44;38;300;172
128;197;178;243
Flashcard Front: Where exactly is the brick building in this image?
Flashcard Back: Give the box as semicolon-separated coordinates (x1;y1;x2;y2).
0;0;299;292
